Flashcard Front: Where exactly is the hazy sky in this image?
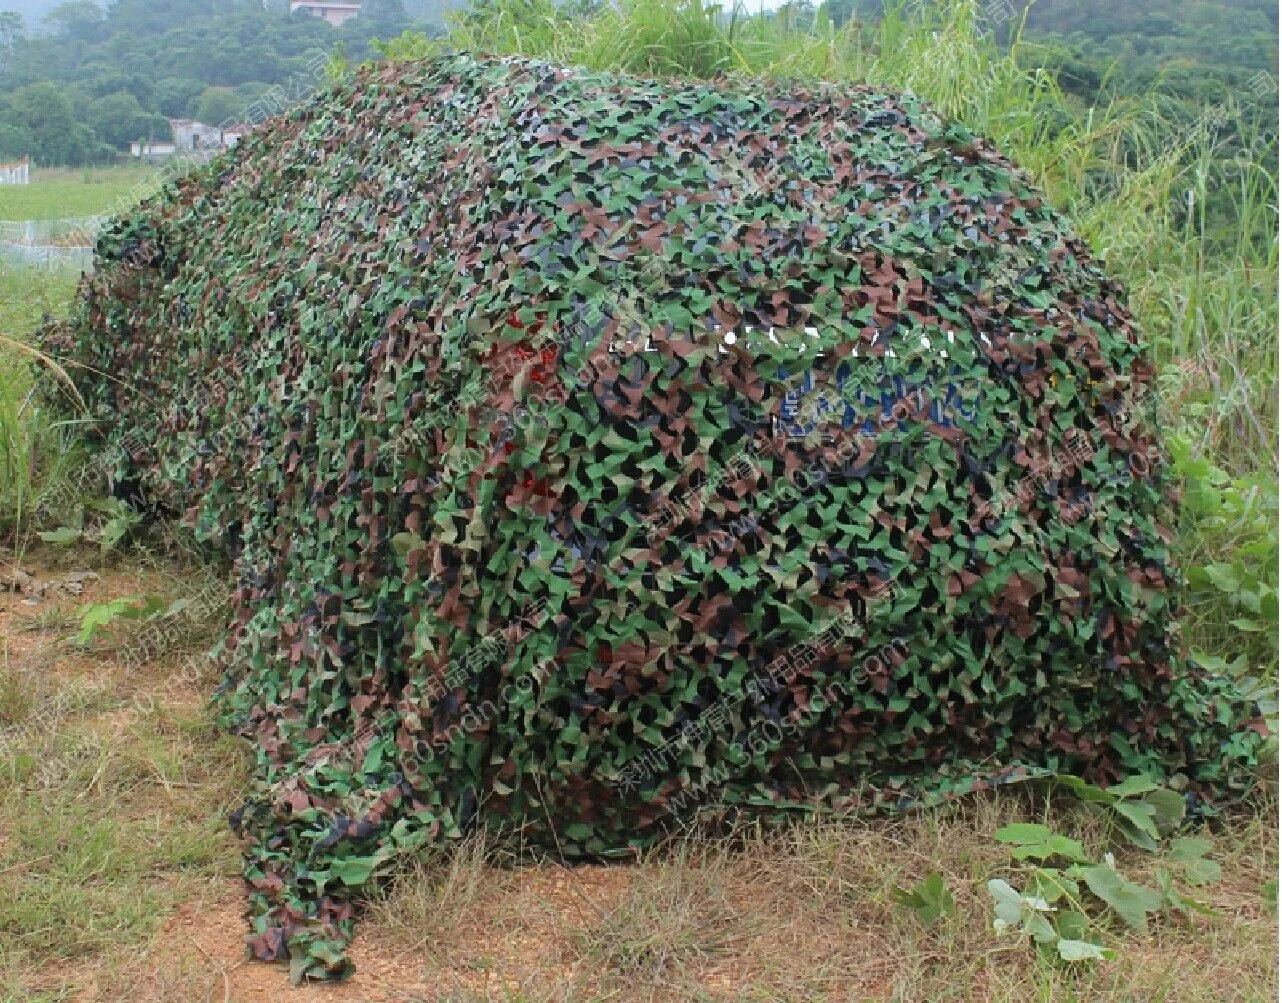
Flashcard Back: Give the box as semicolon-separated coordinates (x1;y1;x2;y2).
1;0;67;28
1;0;807;31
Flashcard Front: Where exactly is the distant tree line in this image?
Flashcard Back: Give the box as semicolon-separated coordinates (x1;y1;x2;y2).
0;0;463;165
1;0;1275;167
803;0;1278;226
811;0;1277;107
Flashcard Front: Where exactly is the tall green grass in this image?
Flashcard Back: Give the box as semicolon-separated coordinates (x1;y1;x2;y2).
0;269;86;545
0;175;153;548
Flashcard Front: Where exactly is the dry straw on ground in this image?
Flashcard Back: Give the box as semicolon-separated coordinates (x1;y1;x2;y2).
1;557;1276;1002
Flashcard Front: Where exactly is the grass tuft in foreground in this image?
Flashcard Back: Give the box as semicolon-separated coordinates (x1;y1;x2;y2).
359;793;1278;1001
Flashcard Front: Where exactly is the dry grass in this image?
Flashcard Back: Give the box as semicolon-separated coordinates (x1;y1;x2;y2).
360;793;1278;1002
0;552;1276;1002
0;551;248;1002
365;831;499;961
575;837;748;980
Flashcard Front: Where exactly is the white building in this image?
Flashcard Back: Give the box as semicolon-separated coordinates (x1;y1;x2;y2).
289;1;361;27
169;119;225;151
0;157;29;185
130;140;177;160
221;124;252;148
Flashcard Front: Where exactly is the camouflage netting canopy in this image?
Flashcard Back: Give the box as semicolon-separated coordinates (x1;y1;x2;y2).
51;53;1265;979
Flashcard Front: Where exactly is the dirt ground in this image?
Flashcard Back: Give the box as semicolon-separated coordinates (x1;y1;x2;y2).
1;554;1277;1003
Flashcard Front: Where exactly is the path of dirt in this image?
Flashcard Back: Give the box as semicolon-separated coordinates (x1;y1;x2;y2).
0;557;673;1001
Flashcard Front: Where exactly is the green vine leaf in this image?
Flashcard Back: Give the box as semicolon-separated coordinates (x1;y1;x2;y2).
996;822;1091;864
1079;864;1163;931
38;526;83;546
1058;939;1114;962
892;872;955;926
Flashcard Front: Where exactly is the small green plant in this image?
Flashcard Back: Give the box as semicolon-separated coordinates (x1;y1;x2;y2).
75;596;146;646
990;823;1159;963
987;873;1113;964
987;777;1226;965
93;498;143;552
1262;877;1278;914
1052;774;1187;851
72;594;168;647
1197;561;1276;638
892;872;955;926
1165;835;1222;887
1154;837;1220;920
1169;436;1279;679
37;497;143;554
36;526;82;545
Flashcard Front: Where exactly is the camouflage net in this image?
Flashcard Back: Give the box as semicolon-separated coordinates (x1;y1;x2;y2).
51;54;1266;979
